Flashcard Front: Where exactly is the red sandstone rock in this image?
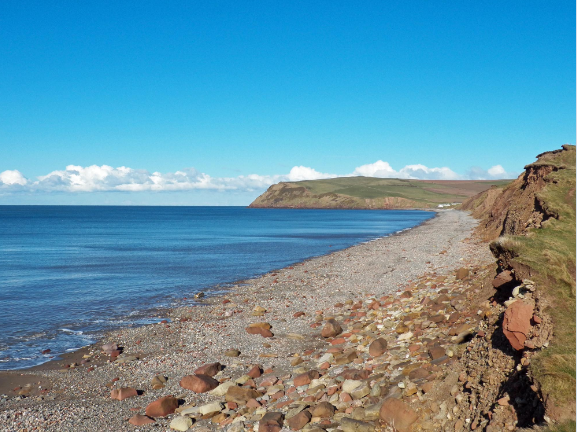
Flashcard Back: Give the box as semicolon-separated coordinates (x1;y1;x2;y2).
287;409;311;430
259;411;284;432
428;345;446;360
368;338;388;357
312;401;335;418
128;414;155;426
226;385;262;404
503;301;534;350
180;374;219;393
194;362;222;377
293;370;320;387
110;387;138;401
492;270;513;288
321;319;342;338
145;395;178;417
380;398;418;432
455;268;469;280
247;365;263;378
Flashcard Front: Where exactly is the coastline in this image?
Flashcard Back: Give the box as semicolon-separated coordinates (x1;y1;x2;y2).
0;209;495;431
2;209;437;375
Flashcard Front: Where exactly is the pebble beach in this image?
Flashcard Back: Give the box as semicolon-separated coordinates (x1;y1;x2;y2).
0;210;500;432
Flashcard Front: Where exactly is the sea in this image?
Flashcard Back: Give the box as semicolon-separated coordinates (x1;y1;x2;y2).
0;206;434;370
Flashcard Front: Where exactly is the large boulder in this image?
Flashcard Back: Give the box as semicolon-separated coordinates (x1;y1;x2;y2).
503;300;534;350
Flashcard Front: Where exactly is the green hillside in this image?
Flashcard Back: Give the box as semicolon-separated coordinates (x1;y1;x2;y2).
249;177;512;209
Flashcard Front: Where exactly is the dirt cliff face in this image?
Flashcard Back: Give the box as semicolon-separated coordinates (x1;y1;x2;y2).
461;144;576;424
460;149;567;241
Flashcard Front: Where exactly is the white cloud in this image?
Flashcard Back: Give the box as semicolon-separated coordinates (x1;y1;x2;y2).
351;160;397;177
0;170;28;186
350;161;459;180
0;160;518;196
466;165;518;180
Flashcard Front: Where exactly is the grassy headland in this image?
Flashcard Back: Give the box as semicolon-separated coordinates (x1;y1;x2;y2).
249;177;510;209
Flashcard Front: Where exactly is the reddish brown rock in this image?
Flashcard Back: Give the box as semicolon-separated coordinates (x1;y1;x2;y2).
145;395;178;417
492;270;513;288
503;301;534;350
428;345;446;360
194;362;222;377
246;325;274;338
180;374;219;393
293;370;320;387
368;338;388;357
128;414;155;426
380;398;418;432
312;401;335;418
339;368;370;380
408;368;429;380
247;365;263;378
287;409;311;430
110;387;138;401
259;411;284;432
293;311;306;318
455;268;469;280
321;319;342;338
225;385;262;404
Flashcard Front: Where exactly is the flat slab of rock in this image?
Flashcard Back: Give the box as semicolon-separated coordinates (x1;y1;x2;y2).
503;300;534;350
379;398;417;432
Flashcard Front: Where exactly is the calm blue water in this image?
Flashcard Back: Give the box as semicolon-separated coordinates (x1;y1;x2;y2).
0;206;433;369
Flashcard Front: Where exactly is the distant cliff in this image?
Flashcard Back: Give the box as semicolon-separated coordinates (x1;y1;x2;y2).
249;177;510;209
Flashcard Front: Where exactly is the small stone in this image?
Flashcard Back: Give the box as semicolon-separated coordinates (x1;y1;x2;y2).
340;417;376;432
321;319;343;338
225;349;241;357
293;370;320;387
312;401;335;418
429;345;446;360
128;414;155;426
110;387;138;401
170;416;193;431
194;362;223;377
455;268;469;280
248;365;263;378
225;385;262;404
145;395;179;417
287;409;312;430
180;374;219;393
198;401;224;415
379;398;417;432
259;411;284;432
368;338;387;357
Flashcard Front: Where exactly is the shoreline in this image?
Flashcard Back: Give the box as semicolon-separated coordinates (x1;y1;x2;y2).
0;209;495;431
2;210;437;374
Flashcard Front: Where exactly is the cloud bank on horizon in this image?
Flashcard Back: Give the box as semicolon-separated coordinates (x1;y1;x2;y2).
0;161;518;195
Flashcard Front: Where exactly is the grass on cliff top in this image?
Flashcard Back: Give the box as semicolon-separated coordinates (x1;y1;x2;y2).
504;146;576;413
293;177;510;205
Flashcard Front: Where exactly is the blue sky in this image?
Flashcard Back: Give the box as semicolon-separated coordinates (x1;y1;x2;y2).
0;1;574;205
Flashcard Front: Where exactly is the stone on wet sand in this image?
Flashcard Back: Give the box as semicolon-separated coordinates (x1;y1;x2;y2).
321;319;343;338
379;398;417;432
128;414;155;426
110;387;138;401
145;395;179;417
170;416;193;431
180;374;220;393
